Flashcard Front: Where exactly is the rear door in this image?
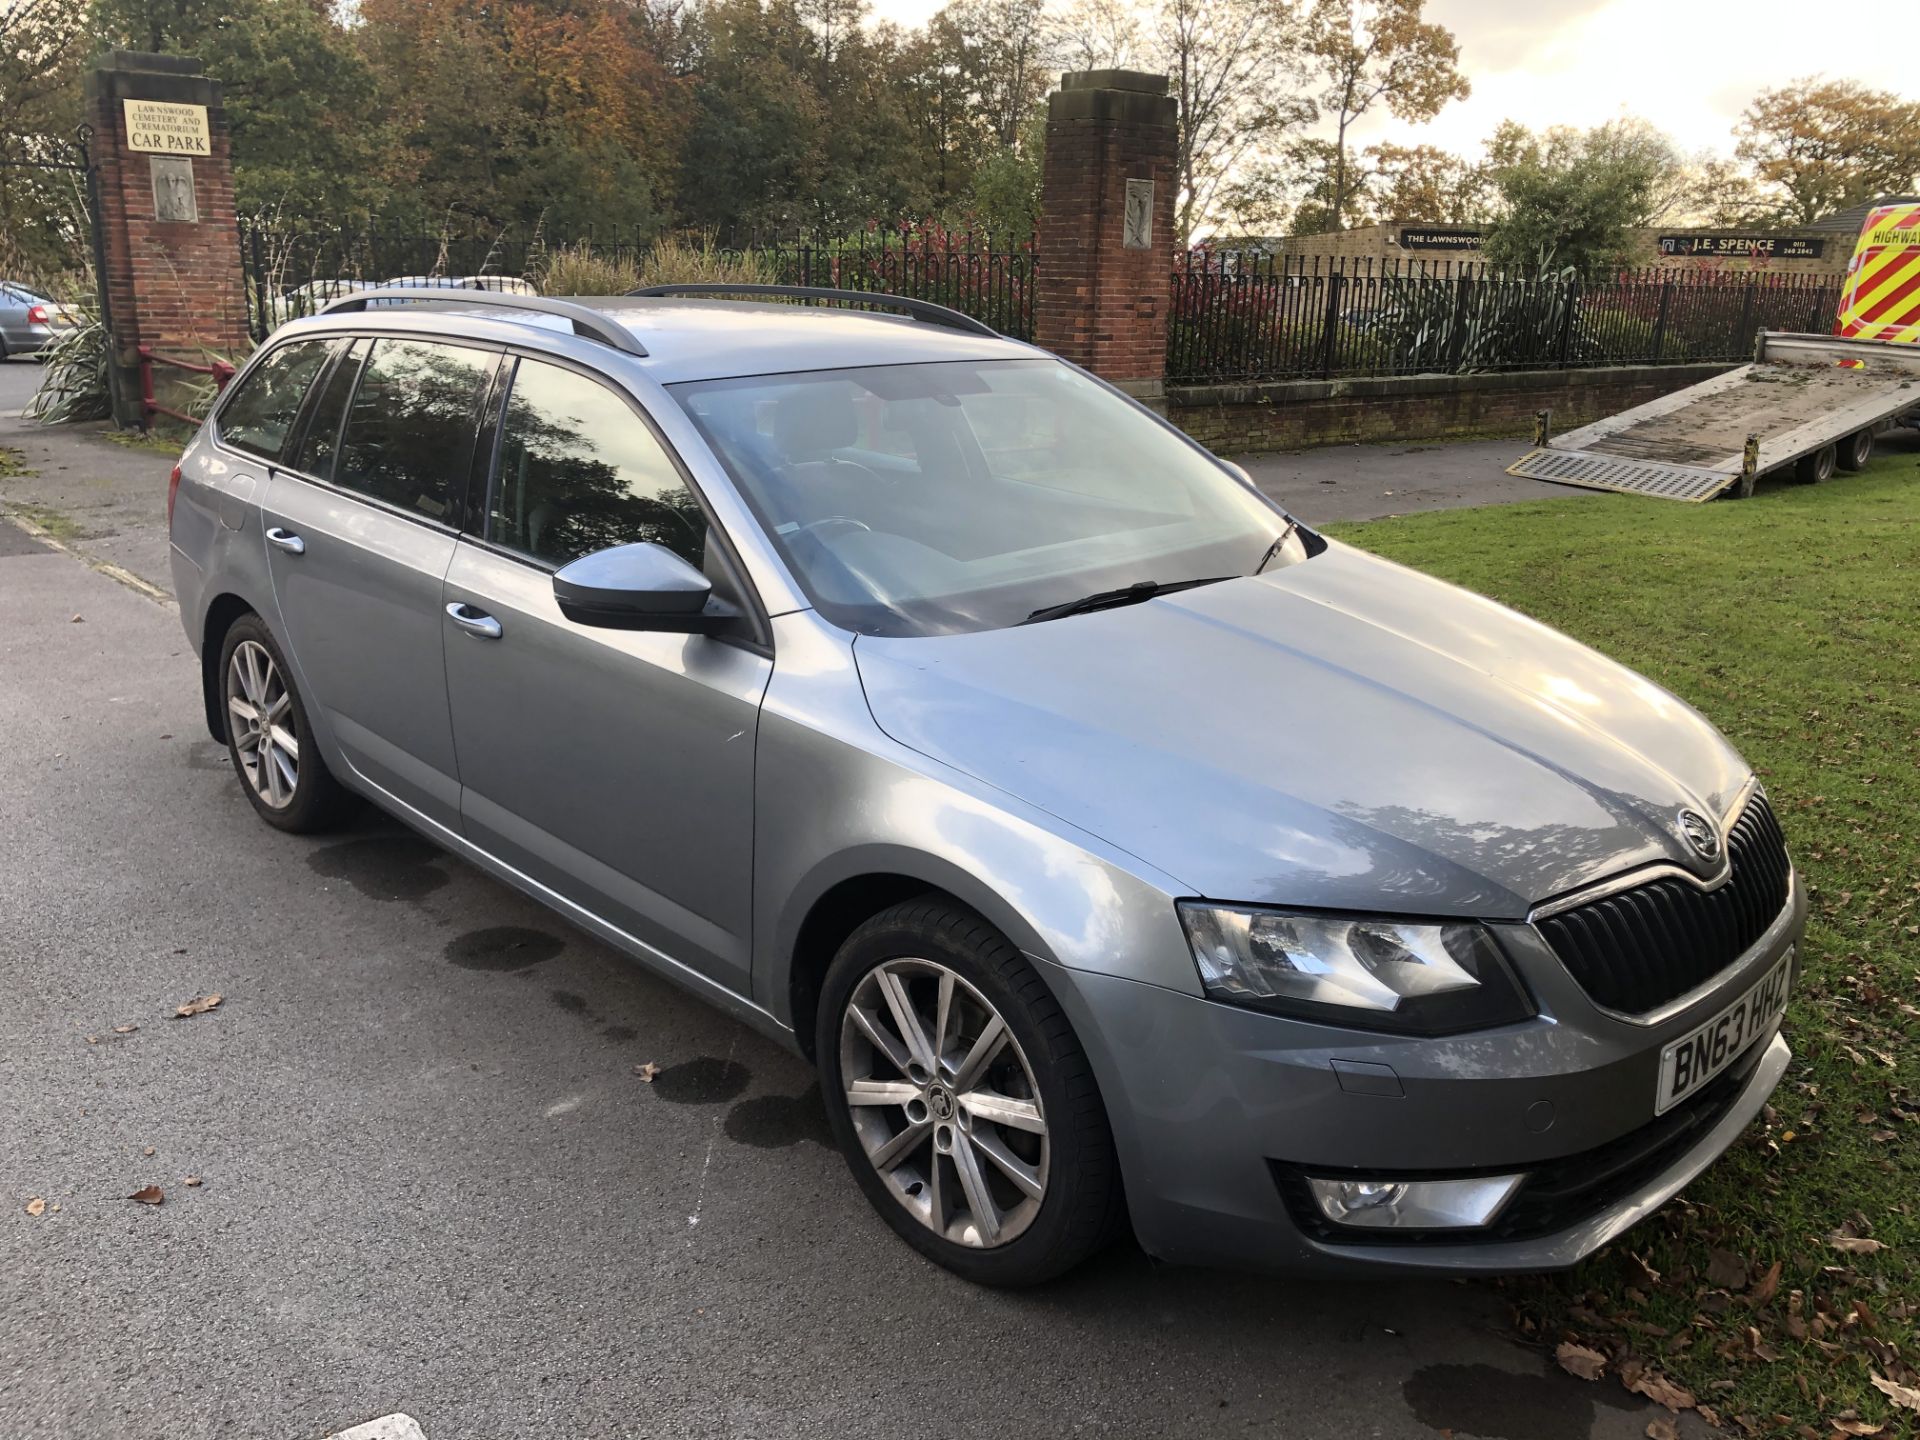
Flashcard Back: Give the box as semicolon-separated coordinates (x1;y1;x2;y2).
260;334;499;831
442;354;770;996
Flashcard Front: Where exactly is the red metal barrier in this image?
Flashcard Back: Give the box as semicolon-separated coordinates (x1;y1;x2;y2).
137;345;237;426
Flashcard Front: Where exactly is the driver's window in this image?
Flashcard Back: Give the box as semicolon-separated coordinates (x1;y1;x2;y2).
489;358;707;569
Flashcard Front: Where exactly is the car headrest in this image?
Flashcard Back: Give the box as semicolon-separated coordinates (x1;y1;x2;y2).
773;388;857;462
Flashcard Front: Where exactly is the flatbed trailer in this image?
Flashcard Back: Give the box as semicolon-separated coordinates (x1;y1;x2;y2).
1507;331;1920;501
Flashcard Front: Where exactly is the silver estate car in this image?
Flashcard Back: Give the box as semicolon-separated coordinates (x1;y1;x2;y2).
170;287;1803;1286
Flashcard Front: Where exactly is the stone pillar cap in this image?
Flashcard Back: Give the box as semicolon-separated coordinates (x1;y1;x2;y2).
1059;70;1169;96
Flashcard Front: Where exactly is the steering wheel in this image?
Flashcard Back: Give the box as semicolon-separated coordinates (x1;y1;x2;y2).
794;516;873;541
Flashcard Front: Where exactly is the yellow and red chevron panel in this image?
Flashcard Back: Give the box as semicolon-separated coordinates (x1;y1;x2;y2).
1835;203;1920;346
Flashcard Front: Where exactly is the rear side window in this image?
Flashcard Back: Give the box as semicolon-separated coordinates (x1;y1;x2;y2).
288;338;367;479
217;341;332;461
334;338;493;521
488;357;708;569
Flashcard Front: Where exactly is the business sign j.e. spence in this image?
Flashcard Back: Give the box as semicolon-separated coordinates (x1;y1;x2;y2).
1657;233;1825;259
123;99;211;156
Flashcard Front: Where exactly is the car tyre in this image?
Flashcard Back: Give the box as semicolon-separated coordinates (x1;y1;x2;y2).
1792;443;1837;484
218;614;355;833
1837;428;1874;472
817;897;1124;1287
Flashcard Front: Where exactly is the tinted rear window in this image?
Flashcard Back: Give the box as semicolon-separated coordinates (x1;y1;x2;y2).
218;341;332;461
333;338;493;522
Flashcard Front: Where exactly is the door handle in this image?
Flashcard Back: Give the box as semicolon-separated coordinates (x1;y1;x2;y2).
265;527;305;555
446;602;503;640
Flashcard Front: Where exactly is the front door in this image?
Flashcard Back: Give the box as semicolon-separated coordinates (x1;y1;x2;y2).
442;356;770;995
261;335;498;831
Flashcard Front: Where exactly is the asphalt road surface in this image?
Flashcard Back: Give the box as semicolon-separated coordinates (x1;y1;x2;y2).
2;358;1695;1439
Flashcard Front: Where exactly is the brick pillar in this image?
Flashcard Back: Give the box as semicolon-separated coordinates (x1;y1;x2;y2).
1034;70;1179;406
85;51;251;428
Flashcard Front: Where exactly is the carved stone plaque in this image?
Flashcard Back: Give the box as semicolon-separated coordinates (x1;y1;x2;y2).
151;156;198;223
1123;179;1153;250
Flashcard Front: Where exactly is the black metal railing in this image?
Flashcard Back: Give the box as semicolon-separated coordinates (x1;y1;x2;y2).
732;229;1037;341
238;221;1037;343
1167;252;1846;385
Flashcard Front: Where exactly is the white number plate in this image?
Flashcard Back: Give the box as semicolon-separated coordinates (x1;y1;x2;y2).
1655;950;1792;1115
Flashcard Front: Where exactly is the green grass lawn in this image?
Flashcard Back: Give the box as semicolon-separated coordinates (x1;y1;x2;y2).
1328;450;1920;1436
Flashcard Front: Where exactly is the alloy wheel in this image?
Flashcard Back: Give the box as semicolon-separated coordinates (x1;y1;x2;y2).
227;639;298;809
839;958;1049;1248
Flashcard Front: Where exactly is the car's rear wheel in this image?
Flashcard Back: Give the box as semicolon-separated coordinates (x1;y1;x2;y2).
1837;427;1875;472
218;615;354;833
817;898;1122;1286
1793;443;1837;484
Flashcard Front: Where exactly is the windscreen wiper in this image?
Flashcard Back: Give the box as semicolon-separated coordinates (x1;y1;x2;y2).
1021;576;1232;626
1253;517;1301;574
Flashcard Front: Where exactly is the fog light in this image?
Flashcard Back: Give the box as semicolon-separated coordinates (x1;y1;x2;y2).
1306;1173;1526;1230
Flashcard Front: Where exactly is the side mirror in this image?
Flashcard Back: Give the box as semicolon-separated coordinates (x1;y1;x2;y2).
552;542;736;634
1224;461;1254;486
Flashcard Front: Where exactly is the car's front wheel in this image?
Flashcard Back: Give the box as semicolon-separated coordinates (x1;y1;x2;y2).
218;614;354;833
817;898;1123;1286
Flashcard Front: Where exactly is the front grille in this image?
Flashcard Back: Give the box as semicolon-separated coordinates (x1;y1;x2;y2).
1535;793;1791;1016
1273;1035;1770;1246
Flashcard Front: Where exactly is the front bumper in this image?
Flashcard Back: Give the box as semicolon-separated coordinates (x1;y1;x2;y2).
1041;872;1803;1274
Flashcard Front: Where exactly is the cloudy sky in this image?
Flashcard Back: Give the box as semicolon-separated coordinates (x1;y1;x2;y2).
870;0;1913;161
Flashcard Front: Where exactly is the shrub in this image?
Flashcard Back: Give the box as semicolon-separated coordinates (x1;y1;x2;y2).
25;316;112;425
634;235;776;290
534;244;642;296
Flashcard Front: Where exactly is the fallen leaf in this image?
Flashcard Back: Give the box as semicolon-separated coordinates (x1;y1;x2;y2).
1646;1419;1677;1440
84;1035;98;1045
1708;1249;1750;1290
1749;1259;1782;1307
24;1198;46;1217
1628;1370;1697;1412
112;1024;137;1035
128;1185;164;1206
1748;1326;1784;1363
1829;1420;1885;1436
1829;1234;1886;1256
70;614;83;623
173;994;222;1018
633;1061;662;1082
183;1176;202;1187
1627;1251;1663;1288
142;1146;155;1157
1555;1342;1607;1381
1870;1374;1920;1413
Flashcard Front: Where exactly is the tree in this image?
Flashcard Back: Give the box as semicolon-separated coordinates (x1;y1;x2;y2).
1480;119;1686;275
1734;78;1920;226
941;0;1052;148
94;0;388;220
1056;0;1317;241
1050;0;1139;73
672;0;828;233
0;0;89;280
1685;157;1781;228
1302;0;1468;231
1283;137;1374;234
1365;142;1487;223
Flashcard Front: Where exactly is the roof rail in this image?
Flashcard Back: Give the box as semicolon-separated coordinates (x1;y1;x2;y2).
627;284;1000;339
315;288;648;357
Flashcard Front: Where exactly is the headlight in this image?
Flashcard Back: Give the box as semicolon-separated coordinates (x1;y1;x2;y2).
1177;904;1534;1035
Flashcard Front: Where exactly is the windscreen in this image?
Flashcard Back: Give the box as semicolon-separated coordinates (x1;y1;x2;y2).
670;358;1302;636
